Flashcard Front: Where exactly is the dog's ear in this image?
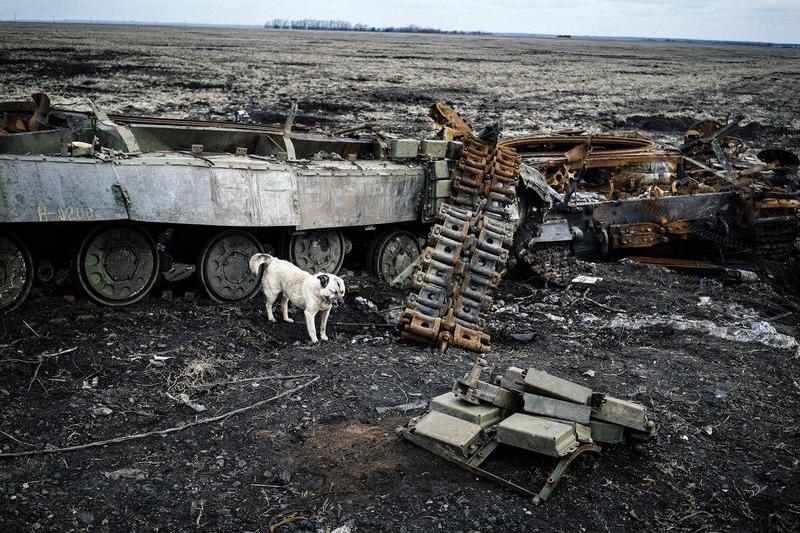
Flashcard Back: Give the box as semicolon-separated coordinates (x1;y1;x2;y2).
317;274;329;288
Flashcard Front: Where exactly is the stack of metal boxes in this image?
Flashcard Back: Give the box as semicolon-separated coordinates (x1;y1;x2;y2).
399;362;655;503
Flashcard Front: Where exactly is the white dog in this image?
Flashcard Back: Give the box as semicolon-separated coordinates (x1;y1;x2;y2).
249;254;345;343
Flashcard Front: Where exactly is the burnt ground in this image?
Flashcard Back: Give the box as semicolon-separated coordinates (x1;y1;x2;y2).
2;23;800;532
2;260;800;532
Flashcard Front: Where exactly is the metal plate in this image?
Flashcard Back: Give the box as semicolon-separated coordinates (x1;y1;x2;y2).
296;161;424;230
119;159;298;227
496;413;578;457
0;156;128;223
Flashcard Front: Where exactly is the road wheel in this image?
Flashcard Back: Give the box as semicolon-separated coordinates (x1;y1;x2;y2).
199;230;263;303
368;229;421;283
0;232;33;313
284;229;345;274
76;224;159;306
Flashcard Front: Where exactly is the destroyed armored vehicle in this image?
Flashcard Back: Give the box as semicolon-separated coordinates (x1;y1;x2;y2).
3;94;798;329
0;94;466;312
400;105;800;353
504;125;800;282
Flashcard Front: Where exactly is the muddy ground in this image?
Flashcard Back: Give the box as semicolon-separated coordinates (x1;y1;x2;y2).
2;23;800;532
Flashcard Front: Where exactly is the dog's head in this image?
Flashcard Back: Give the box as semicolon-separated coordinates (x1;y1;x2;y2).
316;273;346;307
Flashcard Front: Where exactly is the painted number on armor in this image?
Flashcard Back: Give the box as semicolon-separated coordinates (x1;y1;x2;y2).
37;206;97;222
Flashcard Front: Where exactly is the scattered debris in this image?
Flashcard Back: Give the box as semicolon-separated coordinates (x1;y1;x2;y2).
510;332;536;343
571;275;602;285
167;392;208;413
103;468;148;481
375;399;428;414
399;360;654;505
604;315;798;349
354;296;378;314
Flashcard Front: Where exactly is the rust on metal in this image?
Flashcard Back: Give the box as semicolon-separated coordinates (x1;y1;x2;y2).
401;130;521;353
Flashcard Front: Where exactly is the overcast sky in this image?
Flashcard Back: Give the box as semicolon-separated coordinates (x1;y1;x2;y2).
1;0;798;44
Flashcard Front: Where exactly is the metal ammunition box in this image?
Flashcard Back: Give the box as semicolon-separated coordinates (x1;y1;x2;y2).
539;418;594;443
419;139;448;159
446;140;463;159
524;369;592;405
501;367;526;392
591;396;649;432
431;392;502;427
389;139;421;159
588;420;626;444
413;411;484;456
523;393;592;425
478;381;523;411
496;413;578;457
431;159;449;179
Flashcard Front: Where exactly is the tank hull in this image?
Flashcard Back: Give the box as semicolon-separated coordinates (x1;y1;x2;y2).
0;154;425;230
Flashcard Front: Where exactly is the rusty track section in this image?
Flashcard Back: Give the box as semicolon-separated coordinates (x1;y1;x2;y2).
401;135;521;352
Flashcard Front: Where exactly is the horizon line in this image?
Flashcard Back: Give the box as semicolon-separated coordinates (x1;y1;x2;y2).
0;18;797;48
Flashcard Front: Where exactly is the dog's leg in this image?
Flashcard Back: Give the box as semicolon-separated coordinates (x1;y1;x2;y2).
264;290;277;323
304;309;319;344
281;294;294;323
319;307;331;341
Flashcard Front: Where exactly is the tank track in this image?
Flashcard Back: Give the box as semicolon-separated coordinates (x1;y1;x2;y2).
400;135;521;352
518;241;574;286
753;219;800;262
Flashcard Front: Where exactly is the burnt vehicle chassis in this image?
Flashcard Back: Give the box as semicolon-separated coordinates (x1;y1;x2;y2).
505;130;800;284
395;108;800;353
0;95;463;312
2;97;799;327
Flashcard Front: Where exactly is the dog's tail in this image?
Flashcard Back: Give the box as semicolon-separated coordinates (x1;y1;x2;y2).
249;253;274;276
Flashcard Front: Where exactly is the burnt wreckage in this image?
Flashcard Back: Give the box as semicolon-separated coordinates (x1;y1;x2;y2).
2;95;800;351
0;94;446;311
400;105;800;352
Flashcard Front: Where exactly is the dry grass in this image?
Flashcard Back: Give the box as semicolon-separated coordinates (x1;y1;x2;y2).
167;355;219;392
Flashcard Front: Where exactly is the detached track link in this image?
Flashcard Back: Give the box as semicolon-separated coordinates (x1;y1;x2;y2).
401;136;521;352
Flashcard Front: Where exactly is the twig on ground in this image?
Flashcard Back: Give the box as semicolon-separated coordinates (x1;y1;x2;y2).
0;430;35;447
22;320;40;337
40;347;78;359
581;289;627;314
269;512;308;532
27;359;43;392
765;311;793;322
0;375;319;458
24;347;78;392
199;373;318;388
0;338;28;350
675;510;712;523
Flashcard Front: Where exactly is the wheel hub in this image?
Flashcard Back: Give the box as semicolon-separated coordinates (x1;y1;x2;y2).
103;246;138;280
79;226;158;305
289;230;345;274
201;231;261;302
374;231;421;283
221;250;250;285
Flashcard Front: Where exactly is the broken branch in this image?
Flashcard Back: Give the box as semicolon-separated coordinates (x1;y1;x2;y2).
0;375;319;458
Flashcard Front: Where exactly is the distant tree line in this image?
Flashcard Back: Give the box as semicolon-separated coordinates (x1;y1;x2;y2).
265;19;485;35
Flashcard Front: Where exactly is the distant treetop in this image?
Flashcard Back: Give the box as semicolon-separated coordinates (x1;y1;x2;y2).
264;19;485;35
